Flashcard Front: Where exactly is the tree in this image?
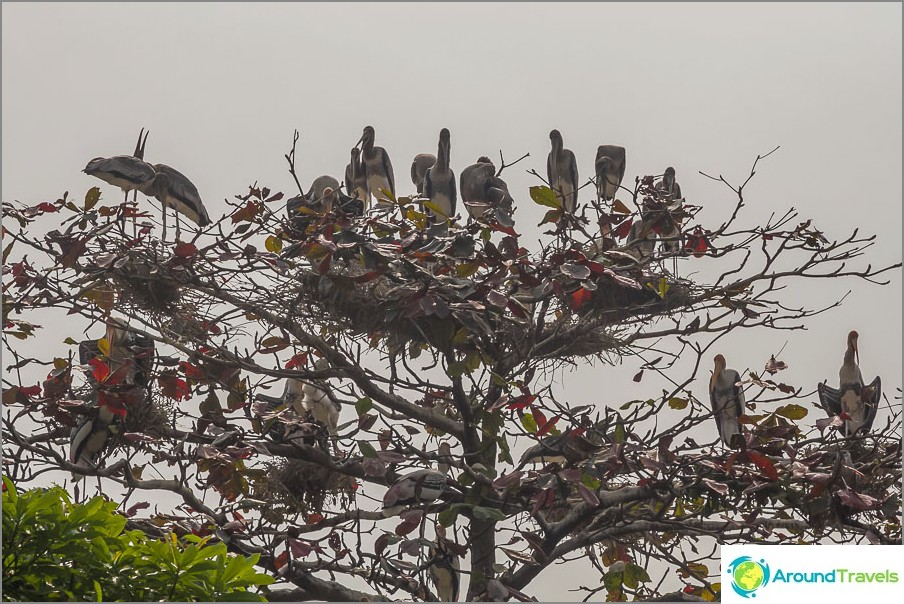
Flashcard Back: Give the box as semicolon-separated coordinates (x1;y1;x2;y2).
2;137;901;602
1;476;273;601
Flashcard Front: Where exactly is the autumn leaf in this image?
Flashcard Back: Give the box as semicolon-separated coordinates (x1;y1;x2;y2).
571;287;593;311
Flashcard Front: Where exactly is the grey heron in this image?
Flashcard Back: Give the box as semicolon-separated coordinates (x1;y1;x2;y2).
709;354;745;447
459;157;514;221
345;148;369;205
357;125;395;208
595;145;626;202
83;128;156;206
411;153;436;195
422;128;456;229
138;162;210;240
817;331;881;436
547;129;579;214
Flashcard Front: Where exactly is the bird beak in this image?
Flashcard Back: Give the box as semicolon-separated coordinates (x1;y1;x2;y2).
355;134;365;148
854;340;859;366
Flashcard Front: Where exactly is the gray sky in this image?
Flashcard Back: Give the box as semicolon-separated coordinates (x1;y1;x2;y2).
3;2;902;600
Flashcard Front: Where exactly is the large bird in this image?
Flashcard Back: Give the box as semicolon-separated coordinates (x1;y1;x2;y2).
345;148;369;205
281;358;340;436
817;331;881;436
459;157;514;221
595;145;626;202
547;129;579;214
655;167;684;260
138;162;210;240
411;153;436;196
518;429;606;467
423;129;456;229
83;128;156;205
382;469;449;515
709;354;745;446
429;525;461;602
357;126;395;208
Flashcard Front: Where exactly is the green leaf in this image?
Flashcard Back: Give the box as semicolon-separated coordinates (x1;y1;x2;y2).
358;440;378;458
84;187;101;211
264;235;283;253
521;413;538;434
614;422;626;444
775;403;808;420
355;397;373;415
668;397;688;410
529;186;562;209
471;506;506;522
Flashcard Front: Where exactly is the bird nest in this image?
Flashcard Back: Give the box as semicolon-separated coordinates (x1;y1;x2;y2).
256;458;357;521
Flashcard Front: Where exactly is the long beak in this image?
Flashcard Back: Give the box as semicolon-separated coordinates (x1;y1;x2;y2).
133;128;145;158
854;341;859;366
355;134;365;148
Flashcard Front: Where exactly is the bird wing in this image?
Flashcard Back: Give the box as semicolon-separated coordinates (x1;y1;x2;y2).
345;162;355;194
410;158;419;188
817;381;842;416
567;150;579;190
861;375;881;433
546;151;554;188
423;167;433;199
381;148;395;196
450;169;457;216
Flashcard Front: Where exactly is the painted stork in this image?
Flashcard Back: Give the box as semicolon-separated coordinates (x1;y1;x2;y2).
279;358;340;436
547;129;579;214
595;145;626;202
709;354;745;446
423;129;456;229
357;125;395;208
382;469;448;513
306;175;341;204
655;167;684;265
437;441;453;475
459;157;514;220
138;162;210;240
624;217;656;266
345;147;369;205
429;525;461;602
518;429;606;467
411;153;436;195
817;331;881;436
83;128;156;205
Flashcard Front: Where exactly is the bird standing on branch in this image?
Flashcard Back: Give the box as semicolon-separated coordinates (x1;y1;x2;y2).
595;144;626;202
547;129;579;215
818;331;881;436
411;153;436;196
83;128;156;206
345;147;369;205
137;158;210;241
357;125;395;208
709;354;745;446
423;128;456;230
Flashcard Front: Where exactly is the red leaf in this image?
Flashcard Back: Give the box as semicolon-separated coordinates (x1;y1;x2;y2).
537;415;559;437
285;353;308;370
274;550;290;570
570;287;593;311
37;202;59;213
18;384;42;397
173;242;198;258
180;361;206;380
746;450;779;481
158;374;191;401
125;501;150;517
506;394;536;410
613;218;633;240
307;512;324;524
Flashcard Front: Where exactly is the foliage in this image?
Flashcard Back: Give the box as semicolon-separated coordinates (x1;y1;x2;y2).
1;476;273;601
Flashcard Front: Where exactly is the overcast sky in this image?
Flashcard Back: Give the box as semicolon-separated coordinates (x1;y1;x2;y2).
3;2;902;600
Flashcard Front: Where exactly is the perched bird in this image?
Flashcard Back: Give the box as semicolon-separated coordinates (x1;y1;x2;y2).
382;469;449;512
69;400;117;481
307;175;341;204
83;128;156;205
624;217;656;266
423;129;456;228
459;157;514;220
655;167;684;263
281;358;340;436
595;145;626;201
138;162;210;240
547;129;579;214
357;126;395;208
429;525;461;602
437;441;453;475
709;354;745;446
411;153;436;195
655;166;682;201
518;429;606;467
817;331;881;436
345;148;369;204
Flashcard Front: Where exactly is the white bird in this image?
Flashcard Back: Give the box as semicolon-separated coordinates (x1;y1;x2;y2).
818;331;881;436
411;153;436;196
345;148;369;205
423;129;456;229
382;469;448;510
595;145;626;202
459;157;513;221
138;162;210;240
83;128;156;205
709;354;745;446
357;126;395;208
547;129;579;214
624;217;656;266
282;358;339;436
429;526;461;602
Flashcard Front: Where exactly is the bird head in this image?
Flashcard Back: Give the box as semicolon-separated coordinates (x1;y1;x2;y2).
439;128;451;159
848;330;859;365
320;187;335;213
358;126;375;149
711;354;727;391
663;166;675;188
549;129;563;146
133;128;149;160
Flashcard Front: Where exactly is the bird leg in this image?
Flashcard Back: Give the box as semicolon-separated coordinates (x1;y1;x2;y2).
161;203;168;241
174;209;182;241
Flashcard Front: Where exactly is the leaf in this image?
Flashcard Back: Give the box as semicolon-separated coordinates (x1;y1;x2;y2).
578;483;600;507
702;478;729;495
632;369;644;383
746;450;779;481
529;186;562;209
358;440;378;459
775;404;807;420
173;242;198;258
472;506;506;522
611;199;631;214
355;397;373;415
668;397;688;410
265;236;283;253
521;413;538;434
560;263;591;280
84;186;101;211
422;200;449;219
571;287;593;311
764;355;788;375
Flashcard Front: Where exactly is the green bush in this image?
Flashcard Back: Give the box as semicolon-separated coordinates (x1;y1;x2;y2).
1;476;273;601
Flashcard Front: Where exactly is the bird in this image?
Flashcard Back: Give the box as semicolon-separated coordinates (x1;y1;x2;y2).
345;148;369;206
624;216;656;266
459;157;514;221
423;129;456;229
595;145;626;202
518;429;606;467
428;525;461;602
307;175;341;204
547;129;579;214
357;126;395;208
817;331;881;436
655;167;684;268
280;358;340;436
83;128;157;206
411;153;436;195
437;441;453;475
138;162;210;240
709;354;745;446
382;469;449;512
69;400;117;481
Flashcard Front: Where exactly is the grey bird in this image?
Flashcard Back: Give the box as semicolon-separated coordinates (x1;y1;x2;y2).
655;167;684;260
518;429;607;467
429;525;461;602
624;218;657;266
423;128;456;228
307;175;341;205
709;354;745;446
459;157;514;220
382;469;449;515
595;145;626;201
83;128;157;206
138;162;210;240
547;129;579;214
817;331;881;436
357;126;395;208
411;153;436;195
345;148;369;205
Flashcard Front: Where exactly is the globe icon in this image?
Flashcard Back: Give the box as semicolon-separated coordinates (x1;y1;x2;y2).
733;560;764;592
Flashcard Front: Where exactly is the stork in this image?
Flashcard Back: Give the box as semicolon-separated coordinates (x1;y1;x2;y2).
423;129;456;230
709;354;745;447
655;167;684;271
138;162;210;240
345;148;369;205
624;216;656;267
459;157;514;221
382;469;449;516
595;145;626;202
281;357;340;436
357;126;395;208
518;429;606;467
83;128;156;206
817;331;881;436
547;129;579;214
306;175;341;204
428;525;461;602
411;153;436;196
